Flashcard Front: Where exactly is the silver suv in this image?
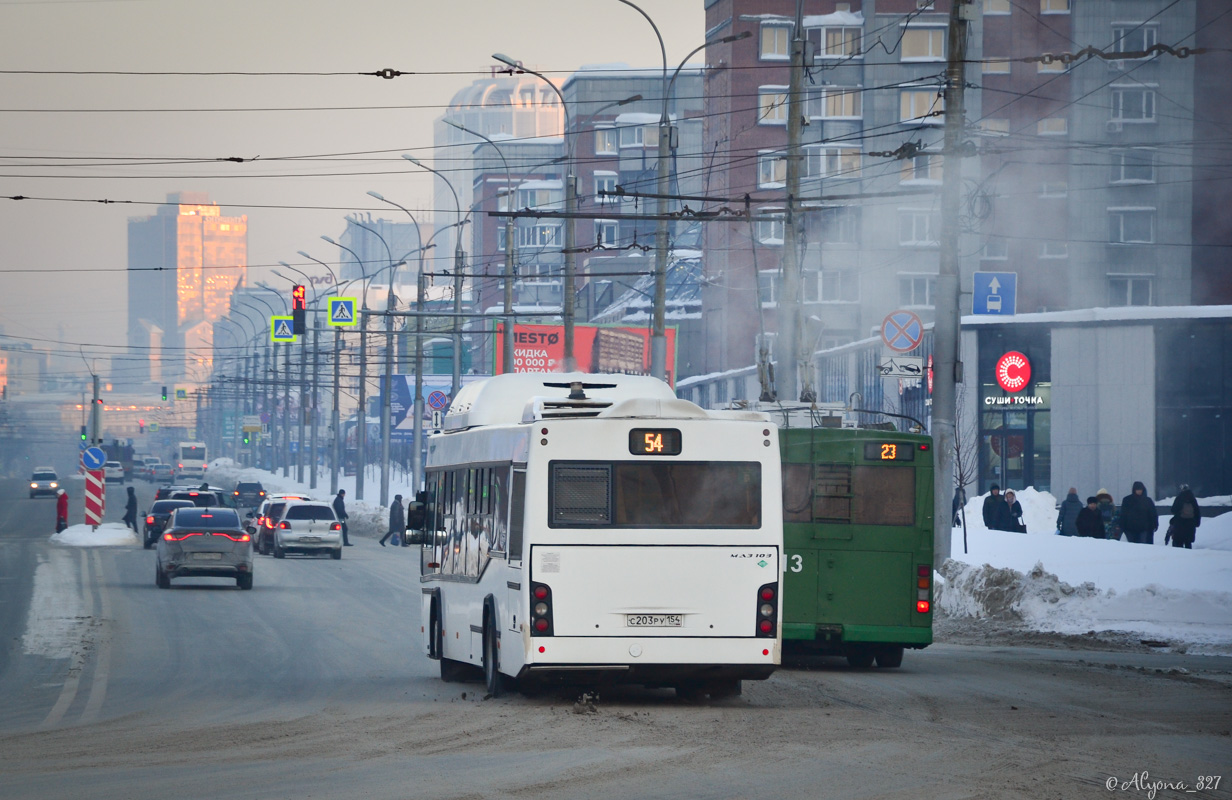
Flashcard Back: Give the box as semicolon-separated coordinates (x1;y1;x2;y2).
272;500;343;560
155;507;254;590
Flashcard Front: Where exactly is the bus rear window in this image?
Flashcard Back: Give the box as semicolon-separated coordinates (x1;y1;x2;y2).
782;463;915;527
550;461;761;528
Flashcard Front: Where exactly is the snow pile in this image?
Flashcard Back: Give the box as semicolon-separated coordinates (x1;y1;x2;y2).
51;522;138;547
944;489;1232;653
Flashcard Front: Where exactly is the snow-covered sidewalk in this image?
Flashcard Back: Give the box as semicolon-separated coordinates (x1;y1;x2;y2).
50;523;138;547
941;487;1232;654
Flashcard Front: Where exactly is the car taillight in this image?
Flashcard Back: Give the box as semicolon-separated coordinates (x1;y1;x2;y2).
278;521;289;529
530;582;553;636
146;516;155;525
330;522;341;531
214;532;250;542
178;463;183;468
163;532;203;541
917;565;932;612
755;582;778;637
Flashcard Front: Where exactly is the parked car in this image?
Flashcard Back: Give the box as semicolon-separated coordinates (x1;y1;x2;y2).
143;499;195;549
232;481;267;508
29;468;60;498
249;494;310;555
155;507;253;590
272;500;343;560
103;461;125;483
150;463;175;483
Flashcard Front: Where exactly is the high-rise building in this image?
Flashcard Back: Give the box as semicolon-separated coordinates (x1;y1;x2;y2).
127;192;247;385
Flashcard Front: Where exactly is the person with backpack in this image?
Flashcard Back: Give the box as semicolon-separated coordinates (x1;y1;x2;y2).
1166;484;1201;549
1119;481;1159;545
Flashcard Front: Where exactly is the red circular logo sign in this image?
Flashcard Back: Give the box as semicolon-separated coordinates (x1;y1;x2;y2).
996;351;1031;393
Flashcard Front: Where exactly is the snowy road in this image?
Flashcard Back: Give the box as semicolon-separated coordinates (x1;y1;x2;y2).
1;477;1230;800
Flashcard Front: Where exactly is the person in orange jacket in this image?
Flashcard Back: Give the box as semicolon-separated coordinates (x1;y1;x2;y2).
55;488;69;532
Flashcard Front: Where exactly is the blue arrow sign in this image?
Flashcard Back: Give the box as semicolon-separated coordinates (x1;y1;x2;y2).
82;447;106;470
973;271;1017;316
328;297;357;327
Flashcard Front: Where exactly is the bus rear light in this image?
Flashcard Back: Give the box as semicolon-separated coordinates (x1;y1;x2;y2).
917;565;930;577
917;600;931;614
917;578;929;589
530;582;554;637
755;582;778;637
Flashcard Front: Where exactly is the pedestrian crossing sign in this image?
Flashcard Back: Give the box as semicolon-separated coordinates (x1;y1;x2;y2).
328;297;357;327
271;316;297;342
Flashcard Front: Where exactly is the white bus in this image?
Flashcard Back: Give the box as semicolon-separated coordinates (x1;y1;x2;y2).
416;373;783;699
176;441;208;480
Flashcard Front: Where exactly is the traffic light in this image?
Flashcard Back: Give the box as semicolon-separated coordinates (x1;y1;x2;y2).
243;434;250;445
161;385;168;401
292;284;307;336
80;425;87;441
138;419;145;434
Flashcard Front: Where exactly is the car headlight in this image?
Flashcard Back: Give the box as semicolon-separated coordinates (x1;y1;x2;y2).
30;483;37;489
50;482;58;488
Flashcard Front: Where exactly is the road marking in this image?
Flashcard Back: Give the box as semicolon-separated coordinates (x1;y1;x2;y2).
80;549;112;724
39;550;90;729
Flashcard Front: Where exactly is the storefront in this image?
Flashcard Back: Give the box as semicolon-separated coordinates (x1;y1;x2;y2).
975;326;1051;495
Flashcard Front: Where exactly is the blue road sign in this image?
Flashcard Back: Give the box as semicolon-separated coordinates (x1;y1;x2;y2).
328;297;357;327
427;390;449;410
973;271;1017;316
82;447;106;470
271;316;296;342
880;310;925;353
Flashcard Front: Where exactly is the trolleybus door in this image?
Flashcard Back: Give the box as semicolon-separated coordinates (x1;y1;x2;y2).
506;468;526;634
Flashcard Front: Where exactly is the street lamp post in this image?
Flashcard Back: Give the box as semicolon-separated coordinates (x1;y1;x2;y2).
298;251;341;494
257;283;292;478
617;1;750;382
322;236;371;501
442;121;518;376
402;155;466;395
491;54;577;371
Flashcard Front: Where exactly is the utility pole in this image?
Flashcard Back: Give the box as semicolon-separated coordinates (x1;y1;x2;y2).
933;0;973;565
310;318;321;491
91;373;101;444
411;269;426;494
330;325;341;496
281;342;291;479
296;327;307;484
356;309;367;500
780;0;806;403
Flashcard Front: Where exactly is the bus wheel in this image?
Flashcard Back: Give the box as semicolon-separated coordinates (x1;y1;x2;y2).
875;646;904;669
483;621;505;698
846;647;874;669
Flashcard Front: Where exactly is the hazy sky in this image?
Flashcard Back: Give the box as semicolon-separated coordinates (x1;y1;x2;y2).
0;0;702;356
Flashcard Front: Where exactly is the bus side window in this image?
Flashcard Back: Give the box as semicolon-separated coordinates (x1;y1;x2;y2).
508;470;526;561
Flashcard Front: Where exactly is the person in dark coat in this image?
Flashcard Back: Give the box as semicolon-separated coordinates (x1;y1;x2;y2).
1095;489;1119;539
982;484;1003;529
1076;496;1105;538
122;486;138;531
1119;481;1158;544
1166;484;1201;549
1002;489;1026;533
55;488;69;533
1056;488;1082;536
380;494;404;547
332;489;351;546
952;486;967;527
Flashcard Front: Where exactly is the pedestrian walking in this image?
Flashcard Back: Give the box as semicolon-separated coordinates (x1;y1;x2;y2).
1119;481;1158;545
333;489;352;546
952;486;967;527
55;488;69;533
1166;484;1201;549
1095;489;1120;540
122;485;138;531
1076;496;1105;538
1056;487;1082;536
1003;489;1026;533
982;484;1003;529
380;494;404;547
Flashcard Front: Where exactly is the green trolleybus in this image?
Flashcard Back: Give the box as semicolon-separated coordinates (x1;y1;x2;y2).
779;425;934;668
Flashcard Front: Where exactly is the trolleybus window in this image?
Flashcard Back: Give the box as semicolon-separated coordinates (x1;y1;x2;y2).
781;463;916;526
550;461;761;528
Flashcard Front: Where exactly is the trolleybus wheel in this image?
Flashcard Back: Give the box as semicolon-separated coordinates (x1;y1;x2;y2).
483;621;505;698
846;648;875;669
875;646;904;669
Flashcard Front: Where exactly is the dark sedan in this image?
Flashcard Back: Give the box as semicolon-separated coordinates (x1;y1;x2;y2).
155;507;254;590
143;499;195;549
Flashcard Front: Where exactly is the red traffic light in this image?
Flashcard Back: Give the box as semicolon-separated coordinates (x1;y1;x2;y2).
292;284;307;311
